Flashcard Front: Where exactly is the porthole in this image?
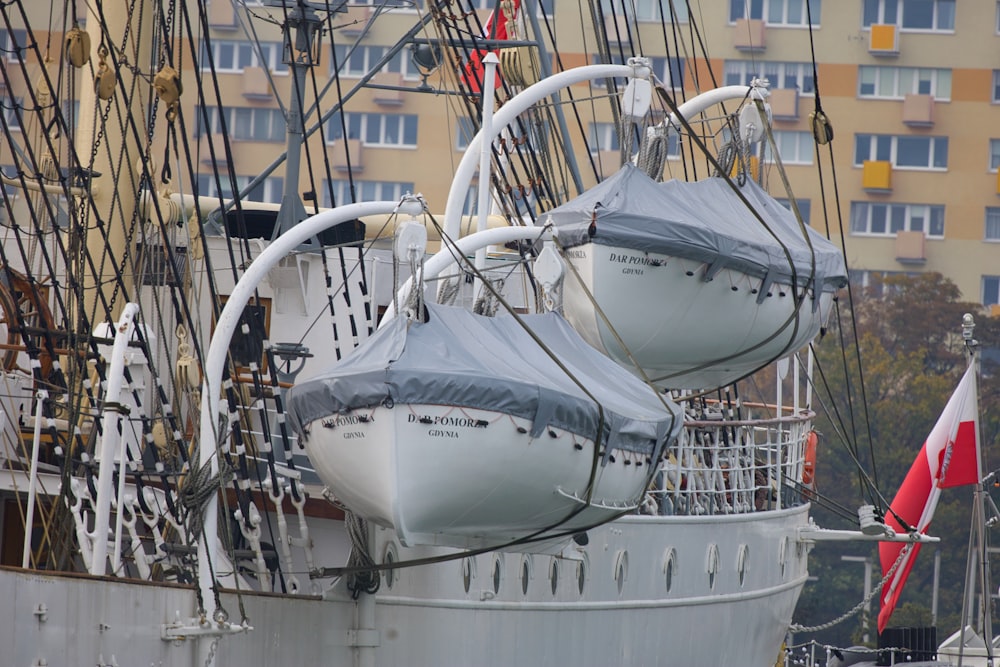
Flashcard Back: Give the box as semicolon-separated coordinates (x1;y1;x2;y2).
613;550;628;594
461;557;474;593
663;548;677;593
706;544;719;590
383;543;398;590
520;556;532;595
737;544;749;587
549;559;559;595
576;558;588;594
492;555;503;595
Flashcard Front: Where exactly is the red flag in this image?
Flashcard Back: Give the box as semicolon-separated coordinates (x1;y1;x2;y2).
877;365;981;633
462;0;521;93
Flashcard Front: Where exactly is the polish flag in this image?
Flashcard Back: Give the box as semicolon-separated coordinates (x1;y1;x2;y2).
877;364;981;633
462;0;520;93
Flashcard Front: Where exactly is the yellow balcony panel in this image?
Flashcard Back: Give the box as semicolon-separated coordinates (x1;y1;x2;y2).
895;230;926;265
901;93;934;127
862;160;892;192
339;6;374;37
605;14;632;44
733;19;765;52
869;24;898;56
730;155;759;182
995;169;1000;195
208;0;237;30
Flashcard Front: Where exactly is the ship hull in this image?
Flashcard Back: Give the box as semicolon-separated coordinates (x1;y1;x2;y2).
0;504;809;667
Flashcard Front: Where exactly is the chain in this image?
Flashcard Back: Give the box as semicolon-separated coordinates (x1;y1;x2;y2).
203;636;220;667
788;542;913;633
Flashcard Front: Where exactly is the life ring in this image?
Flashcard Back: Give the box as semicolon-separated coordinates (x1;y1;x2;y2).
802;430;818;486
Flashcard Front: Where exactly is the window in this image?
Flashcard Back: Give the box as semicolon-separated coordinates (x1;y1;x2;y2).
0;29;26;62
986;208;1000;241
849;201;945;237
849;269;915;297
587;122;680;160
993;71;1000;104
323;180;414;207
990;140;1000;171
455;117;476;151
327;112;418;147
592;54;685;89
763;131;814;165
728;0;821;26
197;106;287;142
201;40;288;74
332;44;420;80
853;133;947;170
862;0;955;31
2;97;22;131
196;174;285;203
858;66;951;101
776;198;811;223
984;276;1000;306
724;60;814;95
601;0;688;22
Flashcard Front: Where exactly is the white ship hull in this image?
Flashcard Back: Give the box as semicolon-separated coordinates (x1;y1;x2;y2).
0;504;809;667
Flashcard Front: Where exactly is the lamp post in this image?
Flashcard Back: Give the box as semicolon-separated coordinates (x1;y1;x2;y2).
843;555;874;644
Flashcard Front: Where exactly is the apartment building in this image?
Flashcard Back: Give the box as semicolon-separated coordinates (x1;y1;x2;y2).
3;0;999;309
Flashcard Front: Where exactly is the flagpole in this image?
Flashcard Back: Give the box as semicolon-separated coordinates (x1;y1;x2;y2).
958;313;992;667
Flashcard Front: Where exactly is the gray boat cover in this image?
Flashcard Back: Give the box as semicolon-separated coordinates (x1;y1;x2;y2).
286;303;682;456
544;164;847;290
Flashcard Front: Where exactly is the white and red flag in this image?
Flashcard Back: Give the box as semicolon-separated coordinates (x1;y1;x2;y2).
877;364;981;633
462;0;521;93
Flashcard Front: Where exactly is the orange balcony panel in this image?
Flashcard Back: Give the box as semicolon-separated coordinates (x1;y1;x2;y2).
901;93;934;127
991;304;1000;318
862;160;892;192
869;24;898;56
733;19;765;52
895;230;926;265
769;88;799;121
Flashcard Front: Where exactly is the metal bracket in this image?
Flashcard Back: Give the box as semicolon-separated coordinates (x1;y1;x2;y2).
160;617;252;642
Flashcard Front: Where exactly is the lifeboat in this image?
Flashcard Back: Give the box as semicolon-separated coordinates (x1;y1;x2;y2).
544;164;849;389
286;303;682;549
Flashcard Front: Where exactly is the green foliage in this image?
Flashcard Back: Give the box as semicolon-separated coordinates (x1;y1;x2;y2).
788;273;1000;651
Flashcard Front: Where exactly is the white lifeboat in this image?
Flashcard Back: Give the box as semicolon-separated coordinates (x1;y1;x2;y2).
285;303;682;549
545;165;848;389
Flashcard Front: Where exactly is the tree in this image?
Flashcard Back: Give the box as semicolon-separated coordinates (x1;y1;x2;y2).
787;273;996;651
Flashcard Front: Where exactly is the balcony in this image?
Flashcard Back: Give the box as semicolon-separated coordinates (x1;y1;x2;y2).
901;94;934;127
605;14;632;44
199;133;232;165
339;6;374;37
862;160;891;192
208;0;238;30
242;66;272;100
768;88;799;122
733;19;765;52
895;230;926;265
331;138;363;172
371;72;405;106
731;155;759;182
868;24;898;56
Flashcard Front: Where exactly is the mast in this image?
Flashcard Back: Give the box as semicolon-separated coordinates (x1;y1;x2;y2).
957;313;993;667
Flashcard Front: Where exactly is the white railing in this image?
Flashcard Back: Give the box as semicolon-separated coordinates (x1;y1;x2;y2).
650;405;815;517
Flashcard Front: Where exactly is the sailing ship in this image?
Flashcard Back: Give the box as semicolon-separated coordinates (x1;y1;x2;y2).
0;0;902;665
